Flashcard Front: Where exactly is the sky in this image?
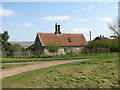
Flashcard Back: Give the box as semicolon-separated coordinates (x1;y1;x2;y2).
1;2;118;41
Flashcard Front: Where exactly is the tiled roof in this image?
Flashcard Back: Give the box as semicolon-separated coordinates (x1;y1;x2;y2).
9;41;34;48
93;36;108;41
38;33;87;47
27;44;34;49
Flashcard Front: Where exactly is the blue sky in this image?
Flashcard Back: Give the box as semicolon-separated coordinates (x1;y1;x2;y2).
1;2;118;41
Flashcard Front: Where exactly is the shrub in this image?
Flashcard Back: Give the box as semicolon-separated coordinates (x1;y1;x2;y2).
46;42;61;52
8;44;22;57
85;39;118;52
2;51;10;57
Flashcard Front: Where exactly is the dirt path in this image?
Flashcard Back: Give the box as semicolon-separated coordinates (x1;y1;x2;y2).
2;59;90;65
2;59;91;79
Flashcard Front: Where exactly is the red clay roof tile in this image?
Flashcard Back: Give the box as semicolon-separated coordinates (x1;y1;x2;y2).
27;44;34;49
38;33;87;47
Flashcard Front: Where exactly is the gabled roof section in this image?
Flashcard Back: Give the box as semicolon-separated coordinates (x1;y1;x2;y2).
38;33;87;47
27;44;34;49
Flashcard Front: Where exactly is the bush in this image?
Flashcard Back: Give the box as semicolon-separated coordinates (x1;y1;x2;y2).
8;44;21;52
2;51;10;57
85;39;118;52
8;44;22;57
46;42;61;52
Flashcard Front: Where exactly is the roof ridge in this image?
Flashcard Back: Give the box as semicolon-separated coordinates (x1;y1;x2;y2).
38;32;83;35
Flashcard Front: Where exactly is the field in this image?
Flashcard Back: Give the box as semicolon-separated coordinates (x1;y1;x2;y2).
1;53;118;63
2;53;118;88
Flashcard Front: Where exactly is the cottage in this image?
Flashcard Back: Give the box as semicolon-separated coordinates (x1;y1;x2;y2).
93;35;109;41
34;23;87;55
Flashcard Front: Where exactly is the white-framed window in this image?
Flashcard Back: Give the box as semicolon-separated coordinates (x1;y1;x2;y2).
72;48;76;52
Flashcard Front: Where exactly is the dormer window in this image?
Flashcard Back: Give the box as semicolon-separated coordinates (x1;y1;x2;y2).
68;38;71;42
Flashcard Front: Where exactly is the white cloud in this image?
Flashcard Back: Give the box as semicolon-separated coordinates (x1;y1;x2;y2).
75;18;88;22
73;28;91;32
113;6;120;9
87;6;95;10
0;7;15;16
23;23;33;27
101;17;112;22
104;2;109;5
39;16;71;21
83;5;95;11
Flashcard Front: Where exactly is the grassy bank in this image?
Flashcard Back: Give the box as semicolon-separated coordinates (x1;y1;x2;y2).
1;53;118;63
2;64;36;70
2;56;118;88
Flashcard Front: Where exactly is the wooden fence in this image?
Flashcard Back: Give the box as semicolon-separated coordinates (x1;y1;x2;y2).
80;48;110;54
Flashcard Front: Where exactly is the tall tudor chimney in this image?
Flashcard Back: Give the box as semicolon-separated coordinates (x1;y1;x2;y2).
55;23;61;35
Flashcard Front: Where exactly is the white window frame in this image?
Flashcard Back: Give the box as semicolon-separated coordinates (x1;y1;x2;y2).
72;47;76;52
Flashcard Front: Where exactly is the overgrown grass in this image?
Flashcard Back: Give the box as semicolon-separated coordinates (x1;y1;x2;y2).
2;56;118;88
1;53;118;63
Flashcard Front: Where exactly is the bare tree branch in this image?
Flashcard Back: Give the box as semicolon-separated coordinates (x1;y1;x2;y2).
108;21;120;38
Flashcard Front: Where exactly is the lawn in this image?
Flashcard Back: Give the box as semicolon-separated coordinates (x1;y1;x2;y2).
2;53;118;88
1;53;118;63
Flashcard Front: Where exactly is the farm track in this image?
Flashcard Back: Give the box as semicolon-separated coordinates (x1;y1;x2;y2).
2;59;91;79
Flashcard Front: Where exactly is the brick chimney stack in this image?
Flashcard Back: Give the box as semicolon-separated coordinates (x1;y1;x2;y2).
55;23;61;35
55;23;58;34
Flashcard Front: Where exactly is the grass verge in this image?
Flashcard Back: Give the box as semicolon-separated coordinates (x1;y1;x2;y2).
2;64;36;70
1;53;118;63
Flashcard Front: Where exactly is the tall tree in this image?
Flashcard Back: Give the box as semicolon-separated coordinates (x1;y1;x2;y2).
1;31;10;51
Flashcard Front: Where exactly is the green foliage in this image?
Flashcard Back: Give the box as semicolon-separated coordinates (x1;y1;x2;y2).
21;47;26;51
2;44;28;57
46;42;61;52
86;39;118;52
2;42;9;51
8;44;22;52
1;31;10;51
2;31;9;41
2;51;10;57
2;53;117;63
8;44;22;57
64;47;71;52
